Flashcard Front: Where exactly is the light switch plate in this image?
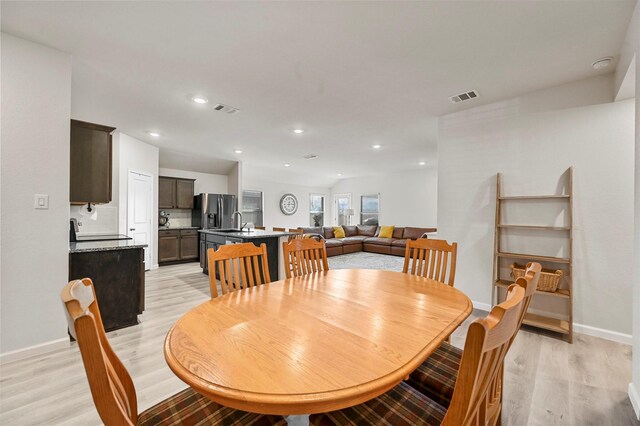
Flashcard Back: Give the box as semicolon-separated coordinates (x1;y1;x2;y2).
34;194;49;209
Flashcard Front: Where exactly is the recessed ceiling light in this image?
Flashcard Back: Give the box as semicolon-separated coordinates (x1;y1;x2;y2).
337;173;342;176
284;163;291;167
293;129;304;134
148;132;160;137
592;57;613;70
234;149;243;154
192;96;209;104
419;161;426;166
372;144;381;149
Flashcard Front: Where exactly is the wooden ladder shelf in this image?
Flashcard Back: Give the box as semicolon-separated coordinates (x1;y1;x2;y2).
492;167;574;343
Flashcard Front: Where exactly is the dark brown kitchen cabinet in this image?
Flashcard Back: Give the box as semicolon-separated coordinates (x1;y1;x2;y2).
159;177;176;209
159;229;198;264
158;176;194;209
69;247;144;332
176;179;195;209
158;230;180;262
180;232;198;259
70;119;116;204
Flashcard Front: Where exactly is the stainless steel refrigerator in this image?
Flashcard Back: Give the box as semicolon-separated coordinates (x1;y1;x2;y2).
192;194;237;229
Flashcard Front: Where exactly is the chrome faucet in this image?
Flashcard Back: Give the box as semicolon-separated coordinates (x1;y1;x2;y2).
232;211;244;231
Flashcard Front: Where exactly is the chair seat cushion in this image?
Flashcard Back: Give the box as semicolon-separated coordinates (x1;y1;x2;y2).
407;342;462;407
138;387;286;426
310;381;446;426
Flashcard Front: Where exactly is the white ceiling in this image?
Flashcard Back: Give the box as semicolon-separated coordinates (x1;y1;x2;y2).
2;1;635;187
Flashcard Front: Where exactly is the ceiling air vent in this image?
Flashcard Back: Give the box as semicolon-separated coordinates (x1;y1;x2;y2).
213;103;240;114
303;154;318;160
449;90;479;104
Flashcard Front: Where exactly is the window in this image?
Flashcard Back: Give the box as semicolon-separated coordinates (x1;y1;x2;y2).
309;194;325;227
360;194;379;226
242;190;263;227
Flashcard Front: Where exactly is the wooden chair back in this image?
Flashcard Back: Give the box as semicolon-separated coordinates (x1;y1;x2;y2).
485;261;542;424
273;227;286;232
207;243;271;298
516;262;542;334
287;229;305;242
403;238;458;286
254;226;266;230
61;278;138;425
283;238;329;279
442;284;525;426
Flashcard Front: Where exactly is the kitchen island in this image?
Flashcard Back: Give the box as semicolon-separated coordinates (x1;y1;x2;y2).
69;239;147;332
199;229;293;280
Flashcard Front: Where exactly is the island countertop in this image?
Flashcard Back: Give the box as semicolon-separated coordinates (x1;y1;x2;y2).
69;240;148;253
198;229;294;240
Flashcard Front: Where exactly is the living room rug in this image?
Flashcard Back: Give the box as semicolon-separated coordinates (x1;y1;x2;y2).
327;251;404;272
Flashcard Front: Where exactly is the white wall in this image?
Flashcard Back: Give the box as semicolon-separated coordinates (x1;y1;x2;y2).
438;74;635;337
159;167;228;195
632;53;640;420
620;0;640;418
1;34;71;354
116;133;159;267
329;169;438;227
242;178;331;230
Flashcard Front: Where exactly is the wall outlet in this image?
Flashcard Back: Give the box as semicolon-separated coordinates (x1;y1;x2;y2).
34;194;49;209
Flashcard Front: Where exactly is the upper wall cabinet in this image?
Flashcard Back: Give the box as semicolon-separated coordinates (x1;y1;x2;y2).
70;119;116;204
159;176;195;209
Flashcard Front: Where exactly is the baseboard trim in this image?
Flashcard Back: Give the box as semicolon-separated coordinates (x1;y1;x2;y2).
629;382;640;420
472;300;491;312
150;263;159;270
573;323;632;345
473;301;632;345
0;338;70;365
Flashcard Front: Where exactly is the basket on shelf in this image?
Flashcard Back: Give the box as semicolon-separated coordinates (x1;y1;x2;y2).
510;263;563;293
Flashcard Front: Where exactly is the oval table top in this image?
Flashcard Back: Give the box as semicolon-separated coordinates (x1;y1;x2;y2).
164;269;472;415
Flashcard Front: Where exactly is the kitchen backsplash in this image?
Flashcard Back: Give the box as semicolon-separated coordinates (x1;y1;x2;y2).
70;205;118;235
161;209;192;228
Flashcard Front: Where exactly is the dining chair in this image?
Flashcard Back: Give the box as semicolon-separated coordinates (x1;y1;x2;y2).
286;228;305;242
272;227;286;232
254;226;266;230
283;238;329;278
207;242;271;298
60;278;285;426
403;238;458;286
406;262;542;421
310;283;526;426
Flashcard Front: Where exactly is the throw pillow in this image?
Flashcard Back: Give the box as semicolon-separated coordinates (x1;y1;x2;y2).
333;226;346;238
379;225;395;238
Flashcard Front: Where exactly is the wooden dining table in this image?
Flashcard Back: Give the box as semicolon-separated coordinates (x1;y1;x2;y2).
164;268;472;417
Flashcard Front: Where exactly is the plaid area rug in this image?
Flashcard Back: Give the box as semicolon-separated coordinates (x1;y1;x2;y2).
327;251;405;272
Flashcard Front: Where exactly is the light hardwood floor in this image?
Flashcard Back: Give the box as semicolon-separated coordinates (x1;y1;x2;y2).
0;262;638;425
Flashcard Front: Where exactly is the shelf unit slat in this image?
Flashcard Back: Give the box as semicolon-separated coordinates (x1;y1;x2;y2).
494;280;570;298
499;195;570;200
522;313;570;334
497;225;570;231
496;252;570;264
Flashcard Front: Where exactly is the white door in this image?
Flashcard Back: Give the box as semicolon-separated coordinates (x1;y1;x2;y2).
333;193;351;226
128;170;153;270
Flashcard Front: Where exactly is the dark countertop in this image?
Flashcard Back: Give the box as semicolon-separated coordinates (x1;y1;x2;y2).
158;226;199;231
70;240;148;253
198;229;294;240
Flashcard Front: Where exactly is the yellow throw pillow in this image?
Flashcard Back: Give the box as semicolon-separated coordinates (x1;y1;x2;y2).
333;226;346;238
379;225;395;238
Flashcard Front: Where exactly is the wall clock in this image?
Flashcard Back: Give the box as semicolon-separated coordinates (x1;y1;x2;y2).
279;193;298;215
